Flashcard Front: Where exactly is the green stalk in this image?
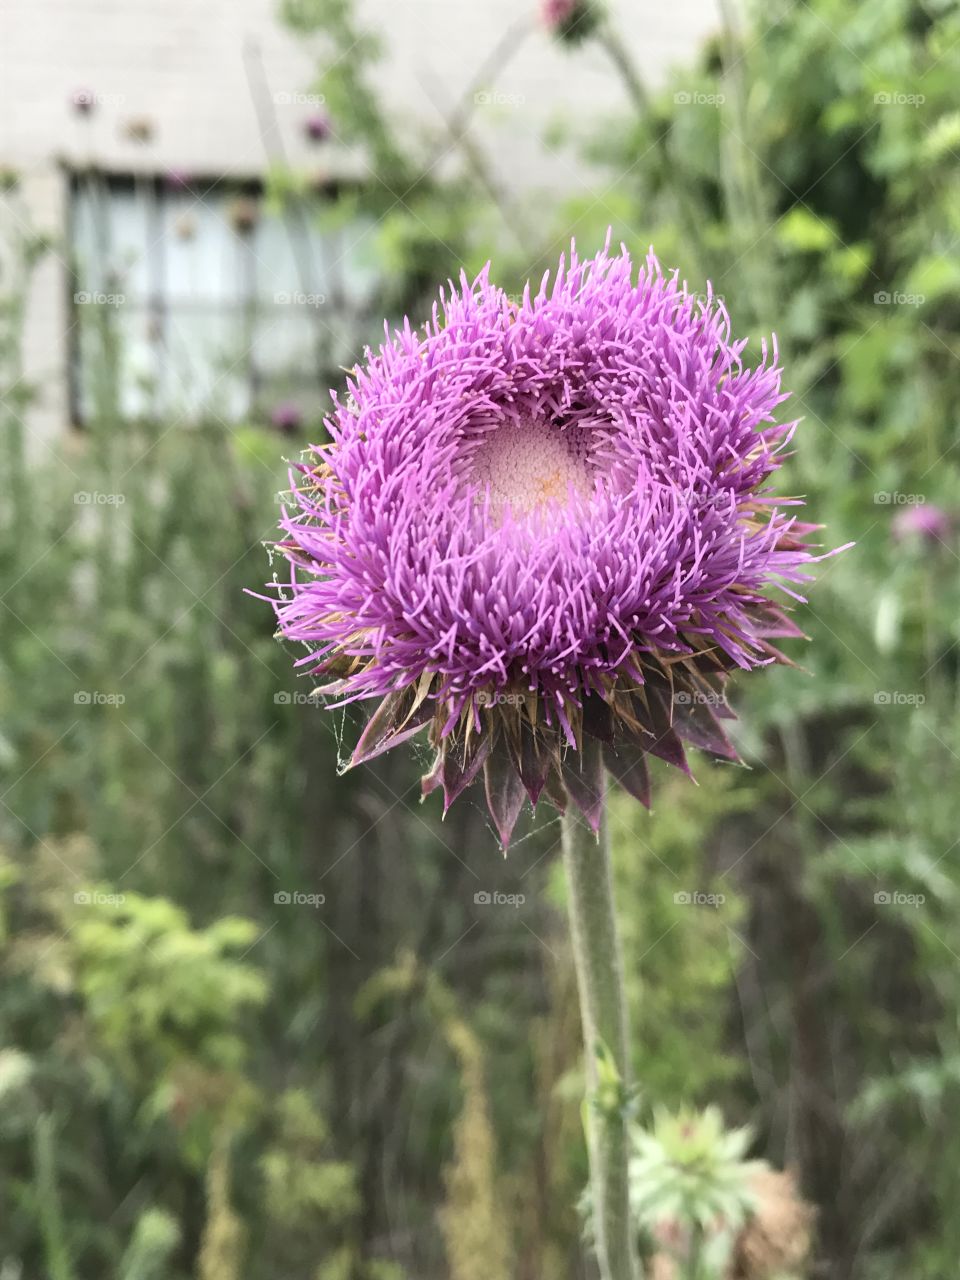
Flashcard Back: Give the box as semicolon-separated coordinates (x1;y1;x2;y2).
34;1114;76;1280
684;1222;705;1280
561;762;639;1280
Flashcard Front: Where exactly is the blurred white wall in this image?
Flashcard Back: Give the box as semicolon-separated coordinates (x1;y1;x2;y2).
0;0;719;439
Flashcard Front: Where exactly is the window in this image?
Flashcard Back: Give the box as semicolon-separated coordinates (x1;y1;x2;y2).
68;171;379;425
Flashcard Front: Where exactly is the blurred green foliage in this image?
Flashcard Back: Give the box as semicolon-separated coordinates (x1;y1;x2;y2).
1;0;960;1278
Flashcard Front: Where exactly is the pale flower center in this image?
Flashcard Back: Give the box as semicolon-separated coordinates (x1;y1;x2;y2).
472;420;591;518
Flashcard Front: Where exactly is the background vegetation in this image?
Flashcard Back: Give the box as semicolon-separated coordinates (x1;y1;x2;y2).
1;0;959;1277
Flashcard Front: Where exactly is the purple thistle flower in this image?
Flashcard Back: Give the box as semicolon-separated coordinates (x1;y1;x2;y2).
265;240;822;847
270;402;303;435
304;111;332;143
542;0;577;24
541;0;599;42
891;502;951;545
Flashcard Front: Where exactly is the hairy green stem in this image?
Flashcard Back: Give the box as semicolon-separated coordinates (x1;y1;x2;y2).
561;772;639;1280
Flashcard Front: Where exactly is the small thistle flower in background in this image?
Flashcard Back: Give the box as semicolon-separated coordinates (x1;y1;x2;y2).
270;402;303;436
304;110;332;143
633;1107;813;1280
265;240;819;848
891;501;951;546
540;0;601;43
632;1106;760;1274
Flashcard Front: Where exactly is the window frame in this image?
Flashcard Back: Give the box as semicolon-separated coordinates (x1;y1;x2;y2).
65;166;371;429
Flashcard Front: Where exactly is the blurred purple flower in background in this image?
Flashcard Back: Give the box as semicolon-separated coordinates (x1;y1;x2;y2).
304;111;332;143
540;0;599;41
891;502;951;545
542;0;578;25
270;402;303;435
264;240;821;847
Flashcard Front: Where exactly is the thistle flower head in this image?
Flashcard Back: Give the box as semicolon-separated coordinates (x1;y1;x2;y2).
891;501;950;545
304;110;332;142
266;240;820;847
270;401;303;435
540;0;600;42
634;1109;813;1280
